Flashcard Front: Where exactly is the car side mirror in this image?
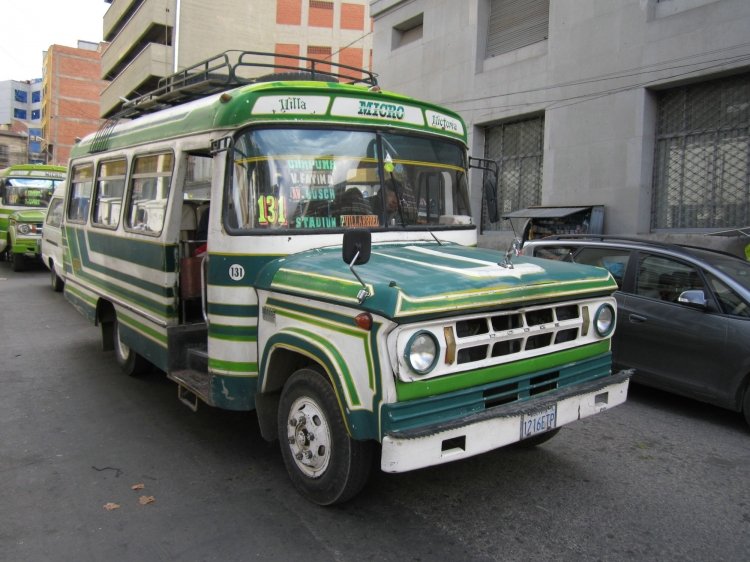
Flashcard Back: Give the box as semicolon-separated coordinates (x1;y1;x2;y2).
342;229;371;265
677;289;707;309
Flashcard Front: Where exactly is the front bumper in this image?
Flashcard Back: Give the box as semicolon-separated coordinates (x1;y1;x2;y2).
11;236;42;257
380;370;630;473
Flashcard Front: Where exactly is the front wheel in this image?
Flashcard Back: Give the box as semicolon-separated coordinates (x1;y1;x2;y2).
743;385;750;428
277;369;373;505
113;315;149;376
11;252;25;272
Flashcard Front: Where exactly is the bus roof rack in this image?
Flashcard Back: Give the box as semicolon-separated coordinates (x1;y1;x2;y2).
116;49;378;120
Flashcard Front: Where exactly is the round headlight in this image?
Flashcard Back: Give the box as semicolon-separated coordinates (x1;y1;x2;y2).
405;331;439;374
18;224;31;235
594;304;615;337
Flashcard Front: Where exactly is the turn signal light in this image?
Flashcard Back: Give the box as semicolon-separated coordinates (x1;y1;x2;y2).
354;312;372;331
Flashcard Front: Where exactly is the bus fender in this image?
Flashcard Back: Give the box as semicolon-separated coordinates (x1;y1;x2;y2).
256;330;354;442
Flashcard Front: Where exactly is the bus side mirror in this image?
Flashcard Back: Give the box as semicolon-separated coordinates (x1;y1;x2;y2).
342;229;371;265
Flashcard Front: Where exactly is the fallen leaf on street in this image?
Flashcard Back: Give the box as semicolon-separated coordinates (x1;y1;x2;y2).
138;495;155;505
103;502;121;511
131;483;145;490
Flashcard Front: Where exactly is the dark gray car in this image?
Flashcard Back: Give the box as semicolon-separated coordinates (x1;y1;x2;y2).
522;236;750;427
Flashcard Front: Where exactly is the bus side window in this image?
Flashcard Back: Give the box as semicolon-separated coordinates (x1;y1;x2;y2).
126;152;174;235
67;163;94;223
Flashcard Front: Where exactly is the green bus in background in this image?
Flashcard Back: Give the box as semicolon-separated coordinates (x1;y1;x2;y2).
0;164;66;271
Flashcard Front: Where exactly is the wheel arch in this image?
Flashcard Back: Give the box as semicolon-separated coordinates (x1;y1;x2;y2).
255;330;356;443
96;299;116;351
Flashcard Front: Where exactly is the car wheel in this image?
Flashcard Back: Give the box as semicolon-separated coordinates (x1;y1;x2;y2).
113;315;149;376
743;385;750;428
50;264;64;292
518;428;561;447
11;253;25;272
277;369;373;505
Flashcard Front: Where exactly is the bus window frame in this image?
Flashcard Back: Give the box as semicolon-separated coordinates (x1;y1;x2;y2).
123;150;175;238
91;156;128;231
67;163;95;225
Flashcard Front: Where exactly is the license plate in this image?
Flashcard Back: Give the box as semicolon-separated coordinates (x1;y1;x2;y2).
520;405;557;440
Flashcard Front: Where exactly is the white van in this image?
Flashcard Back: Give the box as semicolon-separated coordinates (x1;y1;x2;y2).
41;185;65;291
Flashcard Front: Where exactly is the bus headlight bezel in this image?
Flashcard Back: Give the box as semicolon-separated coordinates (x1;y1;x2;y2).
594;303;615;337
404;330;439;375
17;223;31;235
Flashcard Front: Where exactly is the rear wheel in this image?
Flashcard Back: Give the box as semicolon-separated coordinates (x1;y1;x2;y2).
277;369;373;505
113;315;149;376
50;264;64;292
743;386;750;428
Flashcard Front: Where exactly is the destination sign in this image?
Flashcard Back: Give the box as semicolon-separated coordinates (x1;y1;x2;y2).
252;95;331;115
330;98;425;126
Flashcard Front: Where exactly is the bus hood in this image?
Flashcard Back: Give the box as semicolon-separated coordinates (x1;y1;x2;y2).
256;242;617;320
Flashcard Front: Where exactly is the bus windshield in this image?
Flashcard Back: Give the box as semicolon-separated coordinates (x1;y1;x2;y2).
226;128;471;232
2;178;60;208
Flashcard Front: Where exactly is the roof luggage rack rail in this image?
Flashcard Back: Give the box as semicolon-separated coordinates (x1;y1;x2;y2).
117;49;378;120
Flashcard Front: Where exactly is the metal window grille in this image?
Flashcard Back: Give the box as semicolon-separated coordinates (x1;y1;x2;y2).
482;115;545;230
652;73;750;230
486;0;550;58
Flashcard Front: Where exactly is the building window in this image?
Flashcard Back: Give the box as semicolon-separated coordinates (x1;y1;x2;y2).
309;0;334;28
31;110;40;120
307;46;332;74
483;115;545;230
486;0;550;58
275;43;301;71
13;108;27;119
0;145;9;167
392;13;423;50
14;89;28;103
276;0;302;25
341;2;365;31
652;73;750;230
32;90;41;103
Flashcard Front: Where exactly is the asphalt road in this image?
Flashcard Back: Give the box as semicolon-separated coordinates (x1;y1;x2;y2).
2;260;749;561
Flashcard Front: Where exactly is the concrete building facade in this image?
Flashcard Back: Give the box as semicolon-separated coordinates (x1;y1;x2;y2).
0;79;45;164
370;0;750;251
42;42;108;166
101;0;373;118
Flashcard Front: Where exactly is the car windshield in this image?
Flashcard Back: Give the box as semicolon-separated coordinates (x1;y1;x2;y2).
3;179;59;208
226;128;471;232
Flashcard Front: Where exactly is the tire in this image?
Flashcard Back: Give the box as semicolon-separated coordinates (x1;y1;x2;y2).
113;315;149;377
11;252;25;272
277;369;373;506
517;428;561;447
50;264;64;292
743;386;750;428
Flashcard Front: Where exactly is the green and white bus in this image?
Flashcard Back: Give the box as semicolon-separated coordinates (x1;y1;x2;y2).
0;163;66;271
61;51;629;505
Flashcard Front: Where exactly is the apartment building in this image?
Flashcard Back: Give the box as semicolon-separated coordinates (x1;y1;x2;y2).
42;42;108;166
101;0;372;117
0;79;44;165
371;0;750;251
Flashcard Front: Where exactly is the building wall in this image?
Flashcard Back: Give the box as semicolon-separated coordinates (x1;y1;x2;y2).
43;44;107;166
370;0;750;250
102;0;373;117
0;80;45;163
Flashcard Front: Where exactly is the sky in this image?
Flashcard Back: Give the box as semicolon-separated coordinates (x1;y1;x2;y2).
1;0;109;81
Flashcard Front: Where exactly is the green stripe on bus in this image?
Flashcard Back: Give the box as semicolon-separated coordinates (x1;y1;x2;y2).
395;341;612;401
